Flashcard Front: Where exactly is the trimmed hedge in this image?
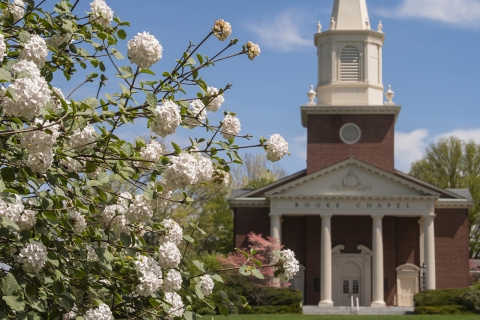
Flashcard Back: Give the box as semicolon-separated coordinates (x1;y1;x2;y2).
414;288;470;306
414;305;476;315
239;287;302;314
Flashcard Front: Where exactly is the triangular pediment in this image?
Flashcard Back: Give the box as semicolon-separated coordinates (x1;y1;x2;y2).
265;158;440;199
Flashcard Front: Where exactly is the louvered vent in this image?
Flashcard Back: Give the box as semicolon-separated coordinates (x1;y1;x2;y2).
340;46;360;82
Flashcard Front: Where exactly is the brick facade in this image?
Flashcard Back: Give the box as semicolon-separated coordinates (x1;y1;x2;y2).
233;211;470;306
307;114;395;174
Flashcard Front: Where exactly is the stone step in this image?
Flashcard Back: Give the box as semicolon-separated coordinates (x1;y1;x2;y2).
303;306;414;315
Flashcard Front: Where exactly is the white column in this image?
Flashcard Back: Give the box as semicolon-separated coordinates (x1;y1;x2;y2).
424;215;436;290
319;214;333;306
269;213;282;244
371;214;386;307
418;218;425;266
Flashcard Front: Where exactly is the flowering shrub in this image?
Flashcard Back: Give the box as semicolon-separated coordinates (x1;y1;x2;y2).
0;0;295;318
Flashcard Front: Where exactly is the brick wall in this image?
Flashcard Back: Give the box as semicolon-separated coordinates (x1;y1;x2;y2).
282;217;307;266
307;114;395;174
233;207;270;248
435;208;470;289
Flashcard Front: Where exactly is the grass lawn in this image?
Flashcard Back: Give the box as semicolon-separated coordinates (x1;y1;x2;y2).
220;316;479;320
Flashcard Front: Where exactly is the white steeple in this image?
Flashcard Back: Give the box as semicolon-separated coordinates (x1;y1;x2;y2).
331;0;370;30
313;0;385;106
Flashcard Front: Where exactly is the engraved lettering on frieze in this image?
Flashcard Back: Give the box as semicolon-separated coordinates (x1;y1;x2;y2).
331;170;373;192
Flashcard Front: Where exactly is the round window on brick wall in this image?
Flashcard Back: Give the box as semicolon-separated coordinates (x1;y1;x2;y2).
340;123;361;144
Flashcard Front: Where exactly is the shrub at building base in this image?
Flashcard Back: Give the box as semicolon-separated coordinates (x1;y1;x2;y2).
414;288;480;315
238;287;302;314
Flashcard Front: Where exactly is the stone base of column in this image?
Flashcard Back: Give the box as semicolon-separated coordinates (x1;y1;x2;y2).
318;300;334;307
371;300;386;307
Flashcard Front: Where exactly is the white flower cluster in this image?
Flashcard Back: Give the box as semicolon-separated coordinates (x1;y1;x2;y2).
20;34;48;67
212;19;232;41
149;101;181;137
126;194;153;223
46;33;72;50
160;219;183;245
139;139;163;169
127;31;163;69
0;195;35;230
67;210;87;234
11;59;40;77
0;194;24;221
164;292;184;320
162;151;214;191
66;125;96;151
4;0;24;22
62;305;78;320
271;249;300;282
16;241;47;273
16;210;36;230
89;0;113;29
20;119;60;173
20;119;60;153
134;254;163;297
59;156;85;173
184;99;206;128
162;269;182;292
86;244;98;261
245;41;261;61
221;114;241;139
198;274;214;296
158;241;181;269
1;69;50;119
84;303;112;320
101;192;131;233
205;87;224;112
212;169;230;187
0;34;6;58
265;134;289;162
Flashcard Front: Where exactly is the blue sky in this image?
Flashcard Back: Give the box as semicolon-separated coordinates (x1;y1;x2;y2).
55;0;480;175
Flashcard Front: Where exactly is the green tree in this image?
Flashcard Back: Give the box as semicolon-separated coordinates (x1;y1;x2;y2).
409;136;480;258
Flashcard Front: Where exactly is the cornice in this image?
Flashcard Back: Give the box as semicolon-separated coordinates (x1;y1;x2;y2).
435;199;473;209
301;105;401;127
267;194;438;201
229;198;269;208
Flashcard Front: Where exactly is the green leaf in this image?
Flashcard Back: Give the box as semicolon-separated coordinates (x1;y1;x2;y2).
96;172;110;184
195;284;204;300
171;142;182;155
140;69;155;76
3;295;25;312
27;296;46;312
52;279;65;295
111;48;124;60
146;92;158;107
120;143;133;157
239;265;251;276
192;260;205;272
218;304;229;317
83;97;98;108
19;31;31;43
251;268;264;279
117;29;127;40
211;274;223;283
1;167;15;182
148;298;161;308
0;216;19;231
120;232;131;247
1;273;21;295
0;68;12;82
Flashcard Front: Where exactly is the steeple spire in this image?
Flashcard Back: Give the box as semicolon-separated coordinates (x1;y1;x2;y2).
331;0;370;30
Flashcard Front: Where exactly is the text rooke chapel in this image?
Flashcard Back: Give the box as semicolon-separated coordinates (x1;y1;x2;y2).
230;0;472;308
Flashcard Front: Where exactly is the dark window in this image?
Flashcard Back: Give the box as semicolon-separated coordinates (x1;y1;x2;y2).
384;278;389;293
314;278;320;292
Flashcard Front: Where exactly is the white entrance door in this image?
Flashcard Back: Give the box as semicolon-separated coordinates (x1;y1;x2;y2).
340;278;361;306
398;278;415;307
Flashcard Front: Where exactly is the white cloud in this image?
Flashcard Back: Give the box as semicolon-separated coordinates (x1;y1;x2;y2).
434;128;480;143
394;129;429;172
244;10;311;52
379;0;480;26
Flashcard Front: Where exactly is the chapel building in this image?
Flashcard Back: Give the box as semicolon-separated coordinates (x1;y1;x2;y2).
230;0;472;307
